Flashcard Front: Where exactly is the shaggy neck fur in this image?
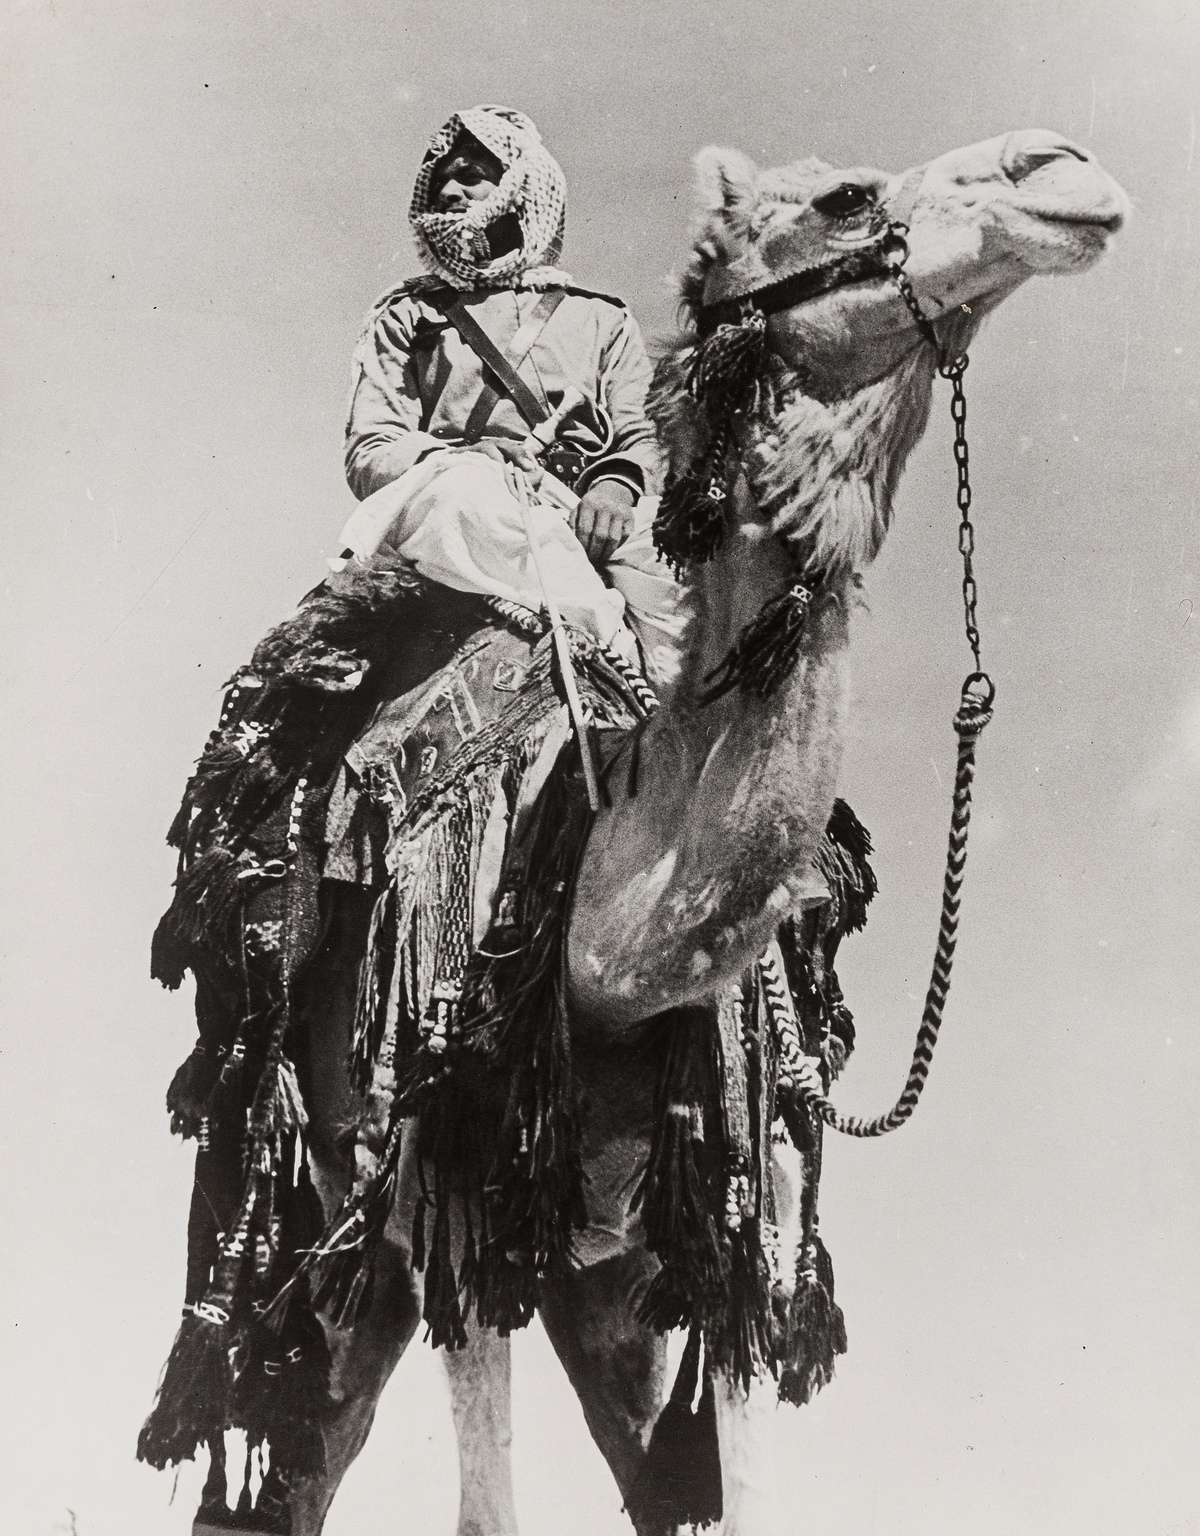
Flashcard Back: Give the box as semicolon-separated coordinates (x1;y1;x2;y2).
649;336;937;584
749;348;935;576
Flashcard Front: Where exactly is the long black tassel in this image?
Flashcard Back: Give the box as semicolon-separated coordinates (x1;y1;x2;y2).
819;797;879;938
140;950;300;1467
653;456;731;574
688;308;769;425
308;1117;405;1329
653;308;772;577
422;1173;468;1352
349;884;398;1093
138;1083;258;1469
146;1172;257;1463
411;1051;504;1345
707;1203;776;1396
136;1306;236;1470
165;1044;219;1138
778;1230;847;1407
234;1283;333;1484
633;1325;723;1532
151;845;246;988
634;1010;727;1335
471;759;592;1333
777;1096;846;1406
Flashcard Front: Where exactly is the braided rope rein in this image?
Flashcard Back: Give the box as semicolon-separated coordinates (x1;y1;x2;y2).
597;601;998;1140
763;674;993;1137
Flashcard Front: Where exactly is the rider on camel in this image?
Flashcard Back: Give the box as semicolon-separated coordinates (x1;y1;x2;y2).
338;104;683;684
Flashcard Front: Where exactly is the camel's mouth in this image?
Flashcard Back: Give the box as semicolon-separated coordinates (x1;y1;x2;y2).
996;199;1128;275
995;130;1130;240
1025;207;1125;234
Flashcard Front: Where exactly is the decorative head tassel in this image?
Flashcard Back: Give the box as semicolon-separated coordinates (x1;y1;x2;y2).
701;579;820;704
653;459;731;574
688;307;769;425
652;306;772;576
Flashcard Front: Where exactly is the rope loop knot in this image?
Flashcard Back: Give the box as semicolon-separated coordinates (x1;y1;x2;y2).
954;672;995;737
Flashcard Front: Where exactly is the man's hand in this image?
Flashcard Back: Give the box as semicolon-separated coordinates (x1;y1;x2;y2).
465;439;544;490
570;479;636;566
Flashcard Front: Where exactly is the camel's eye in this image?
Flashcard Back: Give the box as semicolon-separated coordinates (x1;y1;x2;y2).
812;184;873;218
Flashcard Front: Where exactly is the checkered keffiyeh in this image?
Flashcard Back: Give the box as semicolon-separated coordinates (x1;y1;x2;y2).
409;106;569;290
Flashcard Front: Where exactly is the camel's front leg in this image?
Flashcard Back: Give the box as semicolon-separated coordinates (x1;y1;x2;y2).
711;1369;779;1536
709;1146;800;1536
537;1248;669;1536
444;1328;519;1536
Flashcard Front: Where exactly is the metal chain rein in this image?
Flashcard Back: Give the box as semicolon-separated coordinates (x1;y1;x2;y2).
766;222;996;1138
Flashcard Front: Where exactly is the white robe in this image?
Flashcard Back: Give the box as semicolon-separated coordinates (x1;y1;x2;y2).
332;449;686;687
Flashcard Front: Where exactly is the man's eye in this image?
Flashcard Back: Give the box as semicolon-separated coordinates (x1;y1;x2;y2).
812;184;873;218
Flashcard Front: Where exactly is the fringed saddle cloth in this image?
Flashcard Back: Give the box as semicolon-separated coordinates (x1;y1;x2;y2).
138;550;877;1519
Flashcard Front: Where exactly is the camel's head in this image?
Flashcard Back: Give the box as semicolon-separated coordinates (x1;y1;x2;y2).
653;130;1128;589
685;129;1129;389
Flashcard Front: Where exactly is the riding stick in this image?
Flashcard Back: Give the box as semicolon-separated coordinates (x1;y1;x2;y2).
511;468;602;812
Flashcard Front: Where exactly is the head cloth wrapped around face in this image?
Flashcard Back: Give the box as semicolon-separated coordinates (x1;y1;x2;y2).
410;106;568;290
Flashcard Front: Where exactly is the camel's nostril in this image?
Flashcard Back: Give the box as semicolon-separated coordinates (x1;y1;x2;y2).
1002;134;1090;184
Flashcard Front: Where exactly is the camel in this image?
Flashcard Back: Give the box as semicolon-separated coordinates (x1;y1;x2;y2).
148;128;1127;1536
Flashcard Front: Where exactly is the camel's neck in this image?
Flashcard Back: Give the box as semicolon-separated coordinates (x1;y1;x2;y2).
567;510;854;1033
566;350;934;1035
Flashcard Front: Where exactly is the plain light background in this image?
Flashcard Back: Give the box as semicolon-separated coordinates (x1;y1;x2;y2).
2;2;1197;1533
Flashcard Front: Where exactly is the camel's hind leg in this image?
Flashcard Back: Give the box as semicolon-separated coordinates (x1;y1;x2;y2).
284;885;520;1536
537;1247;668;1536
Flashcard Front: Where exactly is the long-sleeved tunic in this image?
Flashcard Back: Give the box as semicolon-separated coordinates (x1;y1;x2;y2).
344;284;661;502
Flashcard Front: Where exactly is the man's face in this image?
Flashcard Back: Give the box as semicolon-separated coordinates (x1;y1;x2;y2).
432;143;503;213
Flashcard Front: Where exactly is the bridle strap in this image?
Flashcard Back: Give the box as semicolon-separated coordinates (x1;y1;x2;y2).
697;238;895;334
697;164;932;335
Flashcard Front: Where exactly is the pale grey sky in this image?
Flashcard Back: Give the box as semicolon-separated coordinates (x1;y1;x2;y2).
2;2;1198;1534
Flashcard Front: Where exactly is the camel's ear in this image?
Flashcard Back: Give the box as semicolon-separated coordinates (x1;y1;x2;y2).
694;146;758;233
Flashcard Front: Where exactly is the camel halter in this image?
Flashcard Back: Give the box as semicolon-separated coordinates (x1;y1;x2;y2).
655;196;996;1137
